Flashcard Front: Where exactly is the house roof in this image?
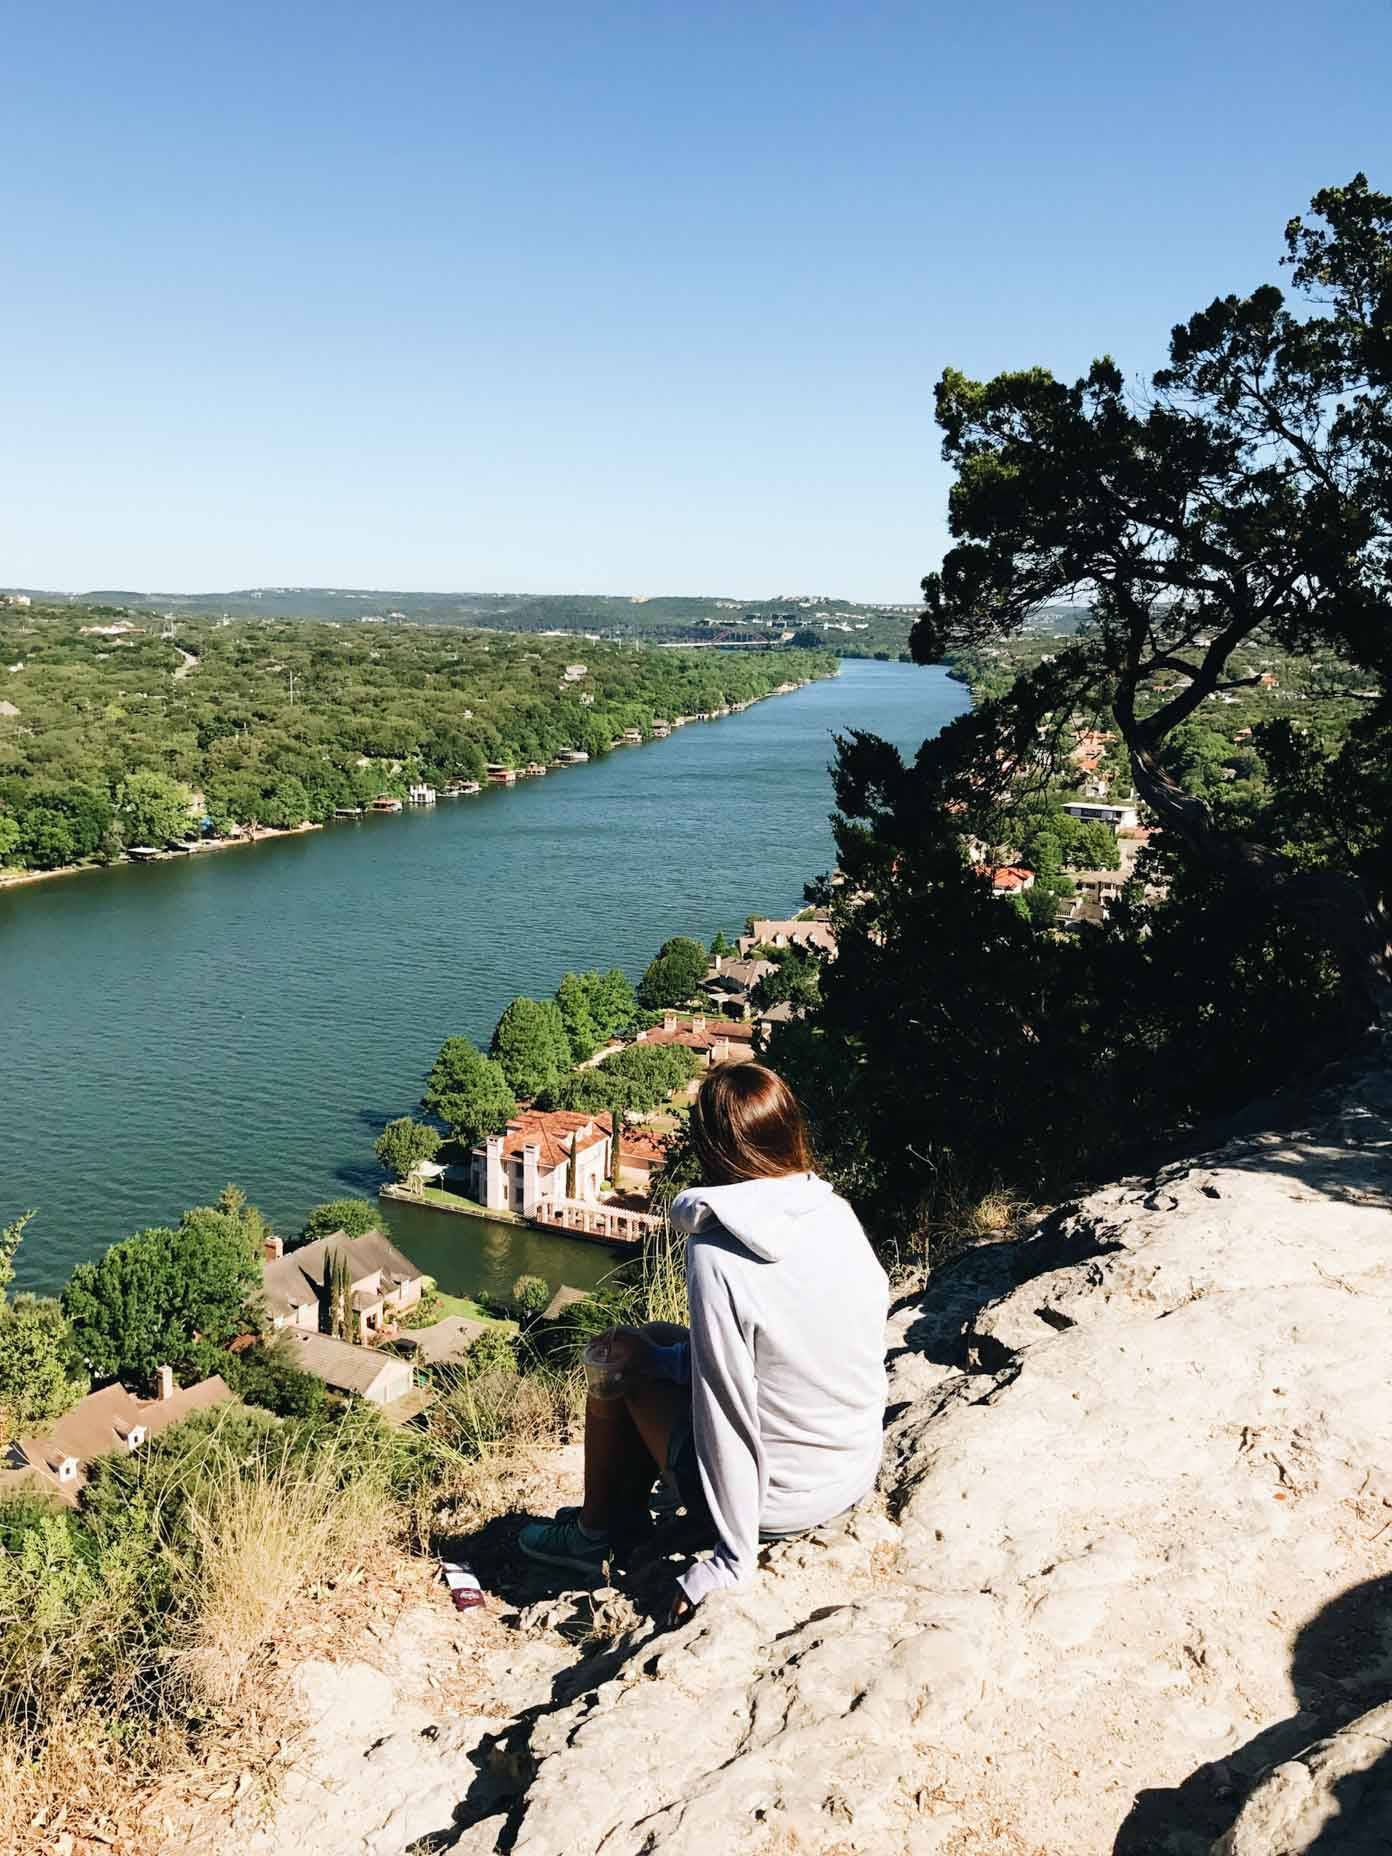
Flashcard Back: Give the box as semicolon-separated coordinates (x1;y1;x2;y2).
482;1110;611;1171
615;1128;670;1169
703;958;775;990
261;1228;423;1320
980;865;1034;892
639;1017;756;1054
541;1284;592;1322
738;919;837;953
757;999;799;1024
392;1314;489;1364
9;1375;235;1501
281;1329;413;1397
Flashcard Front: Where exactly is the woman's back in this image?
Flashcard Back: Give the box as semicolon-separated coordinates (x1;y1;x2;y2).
673;1172;888;1572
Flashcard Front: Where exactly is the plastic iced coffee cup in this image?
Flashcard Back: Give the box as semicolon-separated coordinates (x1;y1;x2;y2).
583;1335;631;1400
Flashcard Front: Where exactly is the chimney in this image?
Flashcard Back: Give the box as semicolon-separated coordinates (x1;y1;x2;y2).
264;1235;284;1262
155;1363;175;1402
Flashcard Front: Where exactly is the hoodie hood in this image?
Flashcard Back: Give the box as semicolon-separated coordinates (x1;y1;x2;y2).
670;1172;836;1261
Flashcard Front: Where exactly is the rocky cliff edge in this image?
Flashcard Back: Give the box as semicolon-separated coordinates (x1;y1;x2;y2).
223;1068;1392;1856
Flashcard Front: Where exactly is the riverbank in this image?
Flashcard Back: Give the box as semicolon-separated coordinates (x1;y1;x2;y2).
0;676;821;893
0;820;323;890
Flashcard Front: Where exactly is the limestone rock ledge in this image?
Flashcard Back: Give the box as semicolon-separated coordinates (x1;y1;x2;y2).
223;1069;1392;1856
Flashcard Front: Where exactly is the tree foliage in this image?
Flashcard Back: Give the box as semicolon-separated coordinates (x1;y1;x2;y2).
637;936;708;1010
296;1198;380;1248
0;1214;86;1443
0;609;833;872
553;967;638;1062
373;1116;442;1180
776;177;1392;1251
421;1036;516;1145
552;1039;702;1114
911;174;1392;1013
61;1201;263;1383
115;769;194;846
490;997;572;1101
511;1274;551;1315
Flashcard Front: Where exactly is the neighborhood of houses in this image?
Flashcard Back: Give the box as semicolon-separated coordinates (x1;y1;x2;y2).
1;1223;475;1504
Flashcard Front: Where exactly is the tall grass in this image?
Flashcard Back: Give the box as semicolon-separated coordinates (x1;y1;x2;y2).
0;1404;401;1759
0;1227;697;1833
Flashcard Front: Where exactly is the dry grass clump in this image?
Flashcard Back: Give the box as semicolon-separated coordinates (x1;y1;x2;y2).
890;1181;1033;1294
169;1434;394;1709
0;1401;404;1851
416;1357;581;1536
0;1714;196;1856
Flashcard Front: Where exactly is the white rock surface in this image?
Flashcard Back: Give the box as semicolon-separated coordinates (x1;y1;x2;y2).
217;1070;1392;1855
505;1070;1392;1855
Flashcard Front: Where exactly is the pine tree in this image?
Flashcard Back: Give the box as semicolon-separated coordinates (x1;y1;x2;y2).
328;1248;354;1342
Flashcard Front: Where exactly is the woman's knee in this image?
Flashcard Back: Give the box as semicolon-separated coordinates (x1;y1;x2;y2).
641;1320;689;1348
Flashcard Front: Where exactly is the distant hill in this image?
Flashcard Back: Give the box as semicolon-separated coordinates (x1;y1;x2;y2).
2;586;925;656
1;586;1091;654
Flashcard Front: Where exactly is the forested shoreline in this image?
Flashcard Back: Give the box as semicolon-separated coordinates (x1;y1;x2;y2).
0;604;833;874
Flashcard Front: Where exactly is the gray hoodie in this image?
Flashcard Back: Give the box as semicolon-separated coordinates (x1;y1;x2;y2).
669;1173;888;1605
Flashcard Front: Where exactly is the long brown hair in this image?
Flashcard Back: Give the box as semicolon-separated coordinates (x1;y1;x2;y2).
688;1061;814;1187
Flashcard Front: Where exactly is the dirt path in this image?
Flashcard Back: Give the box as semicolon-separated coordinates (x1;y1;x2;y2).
173;647;198;679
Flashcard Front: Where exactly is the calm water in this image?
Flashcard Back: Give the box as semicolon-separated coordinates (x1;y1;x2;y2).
1;660;966;1297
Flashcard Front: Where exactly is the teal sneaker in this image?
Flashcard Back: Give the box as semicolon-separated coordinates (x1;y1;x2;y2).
517;1514;609;1579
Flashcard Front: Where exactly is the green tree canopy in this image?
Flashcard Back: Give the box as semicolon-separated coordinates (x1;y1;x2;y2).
490;996;572;1101
511;1274;550;1315
0;1214;87;1442
61;1208;262;1384
911;174;1392;1016
297;1198;380;1248
115;768;194;845
222;1337;329;1418
373;1116;442;1181
0;1297;88;1442
776;176;1392;1247
421;1036;517;1144
637;937;708;1010
554;972;602;1064
750;949;823;1013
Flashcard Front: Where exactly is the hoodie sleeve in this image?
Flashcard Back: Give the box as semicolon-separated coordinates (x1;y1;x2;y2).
678;1239;763;1605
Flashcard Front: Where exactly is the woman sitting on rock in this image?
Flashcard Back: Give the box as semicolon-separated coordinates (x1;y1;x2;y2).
518;1060;889;1617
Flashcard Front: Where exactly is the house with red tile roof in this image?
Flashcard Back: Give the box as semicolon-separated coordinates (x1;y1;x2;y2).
979;865;1036;896
614;1127;670;1186
468;1110;612;1217
634;1013;756;1066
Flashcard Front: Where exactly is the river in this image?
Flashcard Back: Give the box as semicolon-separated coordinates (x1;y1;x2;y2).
0;659;967;1298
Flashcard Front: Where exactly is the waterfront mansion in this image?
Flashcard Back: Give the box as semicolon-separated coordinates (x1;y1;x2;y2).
468;1109;612;1217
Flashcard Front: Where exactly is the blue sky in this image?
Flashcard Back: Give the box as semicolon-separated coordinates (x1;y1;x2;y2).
3;2;1389;602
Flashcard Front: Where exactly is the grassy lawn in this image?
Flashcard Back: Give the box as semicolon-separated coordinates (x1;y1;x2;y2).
410;1182;526;1224
431;1288;515;1330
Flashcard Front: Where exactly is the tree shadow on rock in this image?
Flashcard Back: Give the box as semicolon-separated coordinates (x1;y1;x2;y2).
1113;1574;1392;1853
889;1205;1125;1373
